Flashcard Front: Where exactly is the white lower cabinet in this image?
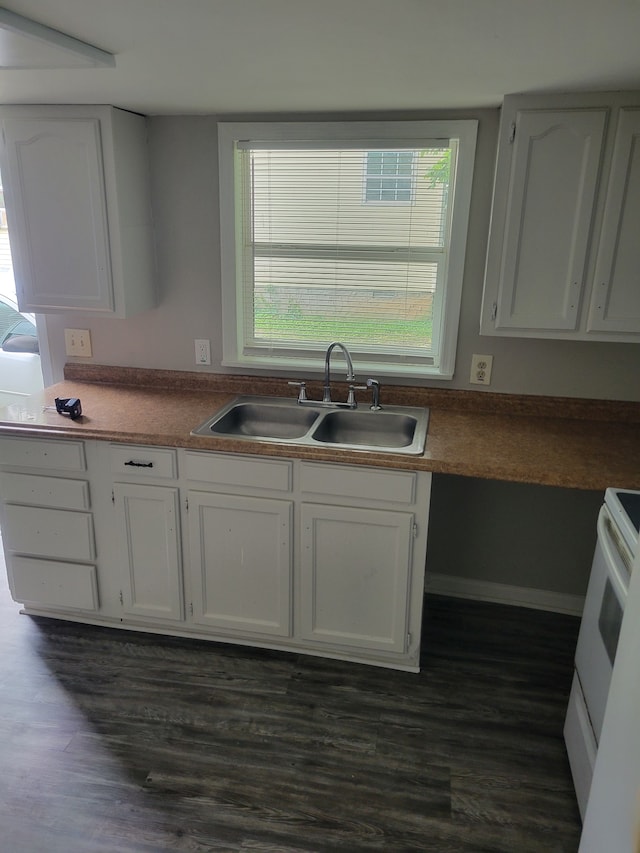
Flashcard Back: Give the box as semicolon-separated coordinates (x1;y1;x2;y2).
109;444;183;624
296;461;428;668
3;503;95;562
0;436;431;671
113;482;183;622
187;490;292;637
0;436;99;613
9;556;98;611
299;503;413;654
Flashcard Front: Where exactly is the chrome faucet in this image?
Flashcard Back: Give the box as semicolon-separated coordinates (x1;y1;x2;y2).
323;342;355;403
287;341;366;408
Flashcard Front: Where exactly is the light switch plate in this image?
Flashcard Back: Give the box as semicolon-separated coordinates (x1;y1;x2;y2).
64;328;92;357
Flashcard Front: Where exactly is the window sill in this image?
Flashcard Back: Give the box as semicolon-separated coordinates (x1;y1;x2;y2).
221;354;454;382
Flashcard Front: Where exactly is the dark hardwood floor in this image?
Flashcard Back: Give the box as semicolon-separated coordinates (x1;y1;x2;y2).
0;549;582;852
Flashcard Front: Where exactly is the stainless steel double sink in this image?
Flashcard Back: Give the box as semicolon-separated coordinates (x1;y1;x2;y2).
191;395;429;455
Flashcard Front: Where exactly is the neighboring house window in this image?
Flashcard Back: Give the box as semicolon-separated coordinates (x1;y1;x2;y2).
364;150;416;204
218;120;477;379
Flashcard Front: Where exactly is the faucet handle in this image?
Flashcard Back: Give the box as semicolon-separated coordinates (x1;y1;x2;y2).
347;384;368;407
287;381;308;403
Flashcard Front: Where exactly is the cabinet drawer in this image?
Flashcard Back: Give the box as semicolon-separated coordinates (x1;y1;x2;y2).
3;504;96;562
110;445;177;479
185;451;292;492
0;437;86;471
300;462;416;505
9;556;98;611
0;472;90;509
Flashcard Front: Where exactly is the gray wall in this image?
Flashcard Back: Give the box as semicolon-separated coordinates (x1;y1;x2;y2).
427;475;603;598
39;110;634;602
42;109;640;401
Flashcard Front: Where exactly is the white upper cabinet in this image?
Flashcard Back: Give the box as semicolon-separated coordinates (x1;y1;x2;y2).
481;92;640;341
486;107;607;332
0;105;156;317
587;108;640;334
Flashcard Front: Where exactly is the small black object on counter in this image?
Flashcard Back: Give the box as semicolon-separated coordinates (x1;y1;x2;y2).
55;397;82;420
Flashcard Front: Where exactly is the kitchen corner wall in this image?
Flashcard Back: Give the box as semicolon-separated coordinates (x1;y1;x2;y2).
41;110;640;401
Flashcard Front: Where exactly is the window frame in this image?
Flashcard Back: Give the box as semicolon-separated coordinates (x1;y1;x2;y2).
218;120;477;380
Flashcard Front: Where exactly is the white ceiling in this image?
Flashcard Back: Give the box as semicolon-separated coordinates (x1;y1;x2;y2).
1;0;640;115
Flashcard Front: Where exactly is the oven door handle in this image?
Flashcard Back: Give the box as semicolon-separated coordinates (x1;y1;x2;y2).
597;506;631;602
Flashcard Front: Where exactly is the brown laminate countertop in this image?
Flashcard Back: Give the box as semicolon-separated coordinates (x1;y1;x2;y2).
0;365;639;491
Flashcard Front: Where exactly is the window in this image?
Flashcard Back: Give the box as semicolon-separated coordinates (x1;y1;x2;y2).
0;169;44;406
218;120;477;379
364;150;416;204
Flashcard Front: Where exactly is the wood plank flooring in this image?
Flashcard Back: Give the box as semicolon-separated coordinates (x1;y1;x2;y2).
0;558;582;852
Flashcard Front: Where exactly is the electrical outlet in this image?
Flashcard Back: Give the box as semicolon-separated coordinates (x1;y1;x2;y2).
195;338;211;365
64;328;92;357
470;353;493;385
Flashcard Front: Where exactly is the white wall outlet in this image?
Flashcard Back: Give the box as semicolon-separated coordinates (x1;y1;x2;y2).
64;328;92;357
195;338;211;365
470;353;493;385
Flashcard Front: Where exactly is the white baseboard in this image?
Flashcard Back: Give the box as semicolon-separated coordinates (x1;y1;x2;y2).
425;572;585;616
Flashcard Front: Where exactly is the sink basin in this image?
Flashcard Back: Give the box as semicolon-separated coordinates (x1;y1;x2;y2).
191;395;429;455
310;410;418;449
204;401;321;439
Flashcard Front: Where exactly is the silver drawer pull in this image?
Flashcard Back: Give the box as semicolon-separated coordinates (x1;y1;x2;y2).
124;460;154;468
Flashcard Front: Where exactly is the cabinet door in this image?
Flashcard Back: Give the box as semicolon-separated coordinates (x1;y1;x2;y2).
113;483;183;622
187;491;292;637
588;108;640;335
488;108;607;332
299;503;413;654
1;116;114;313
